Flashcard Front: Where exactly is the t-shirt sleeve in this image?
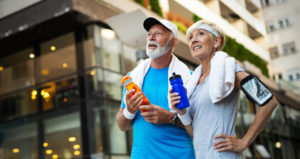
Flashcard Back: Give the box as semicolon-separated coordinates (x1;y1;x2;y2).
121;86;127;108
235;62;245;73
120;72;131;108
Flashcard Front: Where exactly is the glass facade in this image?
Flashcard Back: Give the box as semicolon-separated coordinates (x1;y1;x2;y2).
0;122;38;159
0;22;299;159
43;112;82;159
0;24;137;159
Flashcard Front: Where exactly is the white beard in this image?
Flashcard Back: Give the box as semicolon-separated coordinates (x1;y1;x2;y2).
146;37;172;59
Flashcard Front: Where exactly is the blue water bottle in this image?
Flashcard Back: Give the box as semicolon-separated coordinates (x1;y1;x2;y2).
169;72;190;109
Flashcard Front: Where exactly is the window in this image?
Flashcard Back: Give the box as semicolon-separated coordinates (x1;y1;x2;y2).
266;21;276;33
296;73;300;80
262;0;271;7
282;41;297;55
108;101;128;154
272;74;276;80
38;32;77;83
101;28;122;73
287;70;300;82
266;17;292;33
262;0;287;7
104;70;122;100
285;17;292;27
278;19;284;29
0;48;35;95
275;0;287;3
38;74;79;111
278;17;292;29
123;44;137;73
0;88;37;121
269;47;279;59
288;74;293;81
44;112;82;159
278;73;282;80
0;122;38;159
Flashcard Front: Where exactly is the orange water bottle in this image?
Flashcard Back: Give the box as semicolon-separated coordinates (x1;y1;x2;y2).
120;75;150;112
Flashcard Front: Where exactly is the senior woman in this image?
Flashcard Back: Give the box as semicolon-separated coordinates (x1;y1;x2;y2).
170;20;278;159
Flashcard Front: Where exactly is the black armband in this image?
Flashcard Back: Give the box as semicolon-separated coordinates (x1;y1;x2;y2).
240;75;273;106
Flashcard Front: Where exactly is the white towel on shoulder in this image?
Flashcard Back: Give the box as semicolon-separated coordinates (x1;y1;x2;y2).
126;54;191;111
186;51;236;103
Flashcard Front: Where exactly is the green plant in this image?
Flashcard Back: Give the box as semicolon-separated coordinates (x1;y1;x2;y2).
223;36;269;77
172;21;188;33
193;14;202;22
134;0;145;7
149;0;163;16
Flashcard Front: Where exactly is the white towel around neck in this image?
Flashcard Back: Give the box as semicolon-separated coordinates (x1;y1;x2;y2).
186;51;236;103
126;54;191;112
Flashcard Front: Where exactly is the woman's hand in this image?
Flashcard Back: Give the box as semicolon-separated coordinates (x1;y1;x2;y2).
169;88;186;115
213;134;247;153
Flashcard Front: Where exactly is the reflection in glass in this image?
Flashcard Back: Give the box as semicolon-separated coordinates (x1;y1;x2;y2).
0;122;38;159
104;71;122;100
284;106;300;128
93;105;103;154
86;68;104;97
108;101;127;154
37;75;79;111
0;48;35;95
38;32;76;83
123;45;137;73
101;28;122;72
0;88;37;121
84;25;101;69
270;104;284;123
84;25;123;72
44;112;81;159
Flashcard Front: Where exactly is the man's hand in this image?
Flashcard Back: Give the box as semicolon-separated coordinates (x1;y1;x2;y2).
125;89;144;114
213;134;247;153
140;104;173;124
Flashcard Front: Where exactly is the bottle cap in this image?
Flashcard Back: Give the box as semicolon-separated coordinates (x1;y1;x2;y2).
169;72;181;81
120;75;132;86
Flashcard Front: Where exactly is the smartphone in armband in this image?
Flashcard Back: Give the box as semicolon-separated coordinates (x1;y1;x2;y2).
240;75;273;106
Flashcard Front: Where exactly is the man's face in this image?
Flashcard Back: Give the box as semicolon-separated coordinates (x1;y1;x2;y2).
146;24;173;59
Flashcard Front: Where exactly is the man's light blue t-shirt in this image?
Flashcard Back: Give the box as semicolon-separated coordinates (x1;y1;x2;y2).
121;66;195;159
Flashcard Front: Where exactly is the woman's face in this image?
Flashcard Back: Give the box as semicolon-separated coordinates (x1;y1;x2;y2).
188;29;215;60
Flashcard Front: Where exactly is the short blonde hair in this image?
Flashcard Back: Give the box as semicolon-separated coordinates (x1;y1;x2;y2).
186;20;226;51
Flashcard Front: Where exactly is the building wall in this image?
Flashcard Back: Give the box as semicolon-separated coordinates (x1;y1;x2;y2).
261;0;300;93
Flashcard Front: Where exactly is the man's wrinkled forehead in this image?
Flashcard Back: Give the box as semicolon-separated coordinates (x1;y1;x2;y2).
148;24;171;34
